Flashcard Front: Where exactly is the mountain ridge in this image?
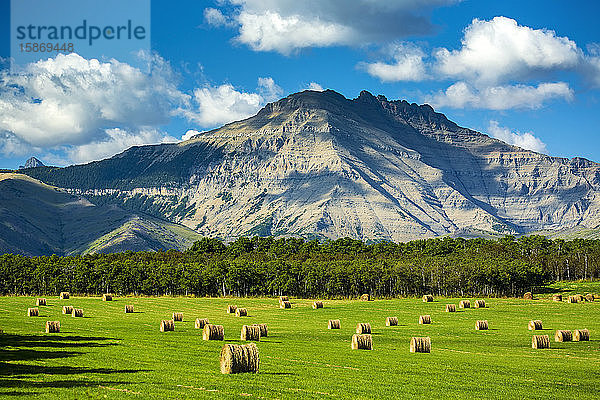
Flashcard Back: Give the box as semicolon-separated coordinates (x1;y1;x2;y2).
19;89;600;245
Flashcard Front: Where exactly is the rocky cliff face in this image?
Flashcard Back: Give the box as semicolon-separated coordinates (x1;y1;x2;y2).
24;90;600;242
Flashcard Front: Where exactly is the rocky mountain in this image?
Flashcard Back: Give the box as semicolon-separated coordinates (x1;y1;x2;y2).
0;173;202;256
21;89;600;244
19;157;44;169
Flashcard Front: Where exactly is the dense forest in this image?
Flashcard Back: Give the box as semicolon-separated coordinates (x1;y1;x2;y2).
0;236;598;298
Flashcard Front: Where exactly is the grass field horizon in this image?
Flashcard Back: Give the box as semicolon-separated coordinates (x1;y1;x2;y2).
1;282;599;399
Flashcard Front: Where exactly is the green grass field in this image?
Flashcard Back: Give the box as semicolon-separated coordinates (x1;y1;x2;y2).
1;283;600;399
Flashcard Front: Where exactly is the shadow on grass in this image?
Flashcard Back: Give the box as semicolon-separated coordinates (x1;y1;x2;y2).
0;334;119;350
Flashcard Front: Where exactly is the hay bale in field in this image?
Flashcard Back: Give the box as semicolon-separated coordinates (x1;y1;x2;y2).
553;294;562;302
360;294;371;301
59;292;69;300
573;329;590;341
523;292;533;300
36;298;46;306
356;322;372;334
423;295;434;302
593;294;600;300
475;320;488;330
160;320;174;332
474;299;486;308
227;305;237;314
62;306;73;314
585;294;594;302
27;308;39;317
574;294;585;302
419;315;432;325
220;343;259;374
568;295;578;303
124;305;134;313
313;301;324;309
71;308;83;318
528;320;543;330
445;304;456;312
279;296;288;303
102;294;112;301
280;301;291;309
555;330;572;342
459;300;471;308
252;323;268;337
45;321;60;333
532;335;550;349
235;308;248;317
195;318;209;329
351;334;373;350
203;324;224;340
172;312;183;321
328;319;341;329
241;325;261;341
410;337;431;353
386;317;398;326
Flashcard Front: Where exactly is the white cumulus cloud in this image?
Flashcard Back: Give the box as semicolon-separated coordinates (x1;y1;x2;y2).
433;16;580;84
487;120;547;153
182;77;282;127
361;42;428;82
208;0;460;54
427;81;573;110
306;82;324;91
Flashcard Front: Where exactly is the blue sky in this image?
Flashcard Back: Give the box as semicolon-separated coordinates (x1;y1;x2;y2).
1;0;599;169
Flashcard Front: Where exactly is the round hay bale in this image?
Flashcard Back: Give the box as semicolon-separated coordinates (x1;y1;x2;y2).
573;329;590;341
102;294;112;301
528;320;543;330
585;294;594;302
71;308;83;318
532;334;550;349
475;320;488;330
45;321;60;333
474;299;486;308
279;296;289;303
459;300;471;309
422;295;434;302
62;306;73;315
235;308;248;317
59;292;70;300
356;322;372;334
172;312;183;321
227;305;237;313
574;294;585;302
36;298;46;306
523;292;533;300
328;319;341;329
359;294;371;301
195;318;209;329
241;325;261;341
419;315;431;325
385;317;398;326
568;295;578;303
351;334;373;350
593;293;600;300
160;320;174;332
555;330;572;342
203;324;224;340
27;308;39;317
445;304;456;312
410;337;431;353
124;305;134;313
220;343;259;374
552;294;562;302
313;301;324;309
252;323;268;337
280;301;291;309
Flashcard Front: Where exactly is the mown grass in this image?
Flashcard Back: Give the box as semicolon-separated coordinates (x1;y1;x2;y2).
1;284;599;399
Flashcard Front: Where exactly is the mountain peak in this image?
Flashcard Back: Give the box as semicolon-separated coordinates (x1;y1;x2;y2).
19;157;44;170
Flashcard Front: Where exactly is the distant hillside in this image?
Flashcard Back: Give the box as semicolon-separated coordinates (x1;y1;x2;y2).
22;89;600;242
0;173;202;256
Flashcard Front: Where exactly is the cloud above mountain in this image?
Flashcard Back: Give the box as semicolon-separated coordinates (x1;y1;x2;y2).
205;0;460;54
487;120;547;153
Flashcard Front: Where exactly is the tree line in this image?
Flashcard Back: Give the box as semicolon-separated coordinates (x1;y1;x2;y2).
0;235;598;298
